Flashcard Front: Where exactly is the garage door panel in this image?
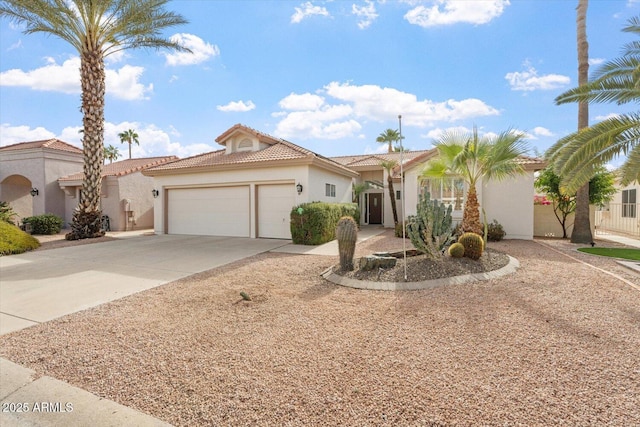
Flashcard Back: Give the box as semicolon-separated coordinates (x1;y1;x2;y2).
258;184;295;239
168;187;249;237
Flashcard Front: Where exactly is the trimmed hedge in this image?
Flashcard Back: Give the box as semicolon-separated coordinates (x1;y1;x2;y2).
22;213;64;235
0;221;40;255
290;202;360;245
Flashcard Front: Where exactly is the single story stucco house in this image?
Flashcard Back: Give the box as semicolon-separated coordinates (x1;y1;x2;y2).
58;156;177;231
144;124;546;240
143;124;359;239
0;139;83;223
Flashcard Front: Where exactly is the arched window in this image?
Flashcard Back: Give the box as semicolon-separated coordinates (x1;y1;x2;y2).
237;138;253;152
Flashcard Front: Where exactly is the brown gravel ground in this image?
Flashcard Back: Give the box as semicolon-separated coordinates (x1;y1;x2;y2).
1;231;639;426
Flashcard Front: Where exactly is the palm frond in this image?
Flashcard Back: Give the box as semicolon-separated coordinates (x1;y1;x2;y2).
548;113;640;192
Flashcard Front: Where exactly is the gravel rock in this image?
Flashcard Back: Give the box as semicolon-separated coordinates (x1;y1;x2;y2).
1;232;639;426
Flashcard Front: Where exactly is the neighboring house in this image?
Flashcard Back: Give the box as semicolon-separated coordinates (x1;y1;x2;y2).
58;156;178;231
143;124;545;240
0;139;83;223
142;124;359;239
595;180;639;237
333;151;546;240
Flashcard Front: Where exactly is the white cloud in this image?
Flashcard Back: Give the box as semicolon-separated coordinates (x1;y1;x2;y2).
7;39;22;51
324;81;498;125
589;58;605;66
0;123;56;147
352;1;378;29
404;0;509;27
273;81;499;141
217;100;256;112
291;2;330;23
279;92;325;110
505;64;570;91
107;65;153;100
0;122;214;159
0;56;152;100
595;113;620;121
532;126;553;137
165;33;220;66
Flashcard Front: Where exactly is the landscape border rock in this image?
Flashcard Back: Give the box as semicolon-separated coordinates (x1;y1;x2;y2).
322;255;520;291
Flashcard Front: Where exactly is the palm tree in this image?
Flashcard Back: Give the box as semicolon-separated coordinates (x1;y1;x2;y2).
118;129;139;159
547;14;640;194
0;0;189;240
420;127;528;235
104;145;120;164
376;129;400;153
380;160;399;225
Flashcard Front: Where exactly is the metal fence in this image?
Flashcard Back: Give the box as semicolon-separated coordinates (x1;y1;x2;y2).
595;203;640;237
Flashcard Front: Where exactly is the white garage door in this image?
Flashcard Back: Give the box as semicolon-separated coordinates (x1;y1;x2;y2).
168;186;250;237
258;184;296;239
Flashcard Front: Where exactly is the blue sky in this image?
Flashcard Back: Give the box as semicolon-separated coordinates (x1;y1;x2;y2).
1;0;638;164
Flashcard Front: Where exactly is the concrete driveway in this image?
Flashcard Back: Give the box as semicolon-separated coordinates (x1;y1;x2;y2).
0;234;289;335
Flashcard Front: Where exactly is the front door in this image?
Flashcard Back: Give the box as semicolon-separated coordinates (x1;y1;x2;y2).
369;193;382;224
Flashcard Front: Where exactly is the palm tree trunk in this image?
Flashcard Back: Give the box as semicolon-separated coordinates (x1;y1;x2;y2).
129;141;132;159
388;176;399;225
462;186;483;235
67;49;105;240
571;0;593;243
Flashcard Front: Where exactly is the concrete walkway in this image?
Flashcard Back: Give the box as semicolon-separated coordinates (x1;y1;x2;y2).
596;232;640;248
0;227;385;426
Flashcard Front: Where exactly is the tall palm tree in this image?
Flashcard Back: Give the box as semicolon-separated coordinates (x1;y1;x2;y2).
569;0;592;243
380;160;399;225
547;14;640;194
421;127;528;235
376;129;400;153
104;145;120;164
118;129;139;159
0;0;189;240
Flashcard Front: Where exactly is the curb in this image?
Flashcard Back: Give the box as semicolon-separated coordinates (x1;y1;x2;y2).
321;255;520;291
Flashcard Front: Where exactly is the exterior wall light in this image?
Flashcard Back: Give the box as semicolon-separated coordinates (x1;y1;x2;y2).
30;188;39;197
152;189;160;198
296;183;303;195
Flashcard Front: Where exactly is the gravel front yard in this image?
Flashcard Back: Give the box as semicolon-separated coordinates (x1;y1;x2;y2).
1;233;639;426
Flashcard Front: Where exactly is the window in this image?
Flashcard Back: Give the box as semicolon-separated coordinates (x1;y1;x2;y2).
396;190;401;200
325;183;336;197
622;189;636;218
237;138;253;152
420;178;464;210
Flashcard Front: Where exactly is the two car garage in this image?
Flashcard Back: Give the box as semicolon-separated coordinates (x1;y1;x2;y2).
166;184;296;239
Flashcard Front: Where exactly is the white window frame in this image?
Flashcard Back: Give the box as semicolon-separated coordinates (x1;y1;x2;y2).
419;178;465;210
622;189;637;218
325;183;336;198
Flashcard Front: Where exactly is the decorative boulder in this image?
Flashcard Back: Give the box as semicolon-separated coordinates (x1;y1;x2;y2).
359;255;397;271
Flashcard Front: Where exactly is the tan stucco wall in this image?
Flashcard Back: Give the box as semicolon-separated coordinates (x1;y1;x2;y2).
0;148;82;224
534;204;596;238
150;163;353;237
481;173;535;240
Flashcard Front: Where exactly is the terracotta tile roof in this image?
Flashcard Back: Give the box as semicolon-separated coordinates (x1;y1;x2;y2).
0;138;82;154
58;156;179;182
146;124;357;177
330;150;433;167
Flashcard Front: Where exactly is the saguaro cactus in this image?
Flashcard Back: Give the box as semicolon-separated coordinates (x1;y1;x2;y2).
336;216;358;271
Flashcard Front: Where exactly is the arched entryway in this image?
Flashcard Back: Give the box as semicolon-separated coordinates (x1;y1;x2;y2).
0;174;33;221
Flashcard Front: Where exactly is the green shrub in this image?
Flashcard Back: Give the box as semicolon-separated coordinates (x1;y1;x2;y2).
0;201;17;225
458;232;484;260
0;221;40;255
290;202;360;245
487;219;506;242
448;242;465;258
22;213;64;235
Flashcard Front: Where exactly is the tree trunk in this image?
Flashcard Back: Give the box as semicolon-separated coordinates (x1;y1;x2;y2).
571;0;593;243
67;48;105;240
388;175;399;225
462;186;482;235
